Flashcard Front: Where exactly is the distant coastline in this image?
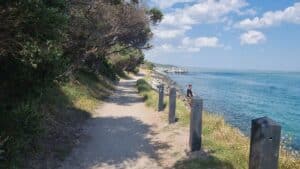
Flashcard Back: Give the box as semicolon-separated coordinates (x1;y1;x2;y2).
152;62;300;74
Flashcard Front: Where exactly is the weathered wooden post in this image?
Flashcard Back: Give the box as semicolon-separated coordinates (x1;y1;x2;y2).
189;97;203;151
249;117;281;169
158;84;164;111
169;87;176;124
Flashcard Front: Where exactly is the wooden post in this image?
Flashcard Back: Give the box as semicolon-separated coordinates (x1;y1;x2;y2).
249;117;281;169
158;84;164;111
189;97;203;151
169;87;176;124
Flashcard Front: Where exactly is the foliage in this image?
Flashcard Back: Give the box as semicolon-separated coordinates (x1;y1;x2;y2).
65;0;157;74
0;100;43;168
0;0;163;168
148;8;164;24
109;45;145;74
141;61;155;70
0;0;68;74
0;1;68;167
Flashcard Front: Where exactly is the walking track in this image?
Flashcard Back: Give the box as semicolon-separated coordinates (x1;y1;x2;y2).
59;73;189;169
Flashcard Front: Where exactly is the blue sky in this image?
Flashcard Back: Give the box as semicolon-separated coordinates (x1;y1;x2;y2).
145;0;300;71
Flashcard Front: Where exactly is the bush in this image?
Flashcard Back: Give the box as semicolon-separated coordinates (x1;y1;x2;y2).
132;67;140;74
142;61;154;70
0;101;42;167
136;79;152;92
97;57;118;81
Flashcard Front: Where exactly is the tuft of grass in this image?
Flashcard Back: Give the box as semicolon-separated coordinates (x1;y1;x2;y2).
136;77;300;169
137;79;159;109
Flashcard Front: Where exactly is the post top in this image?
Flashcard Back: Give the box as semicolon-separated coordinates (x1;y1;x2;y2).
170;87;176;90
252;116;280;127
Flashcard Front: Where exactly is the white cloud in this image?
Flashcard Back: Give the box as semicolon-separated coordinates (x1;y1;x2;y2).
153;29;184;39
162;0;248;26
153;26;191;39
240;30;266;45
147;43;178;56
151;0;256;41
180;36;223;52
149;36;223;54
150;0;194;9
237;8;257;16
236;2;300;29
182;37;222;47
161;44;175;51
152;0;249;41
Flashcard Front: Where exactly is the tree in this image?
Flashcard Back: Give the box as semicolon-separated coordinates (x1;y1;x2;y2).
0;0;68;105
0;0;163;166
0;0;68;166
64;0;162;76
148;8;163;25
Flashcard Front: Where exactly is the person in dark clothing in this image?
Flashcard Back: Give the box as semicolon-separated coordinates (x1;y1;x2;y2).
186;84;193;98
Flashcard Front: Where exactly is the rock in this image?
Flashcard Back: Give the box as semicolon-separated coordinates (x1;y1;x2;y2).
74;139;80;145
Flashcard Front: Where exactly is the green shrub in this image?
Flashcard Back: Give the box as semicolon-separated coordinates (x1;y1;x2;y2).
137;79;152;92
141;61;155;70
0;101;42;167
95;57;118;81
132;67;140;74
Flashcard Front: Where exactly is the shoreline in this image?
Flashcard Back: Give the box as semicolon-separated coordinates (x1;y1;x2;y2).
149;69;186;99
148;68;300;153
138;69;300;168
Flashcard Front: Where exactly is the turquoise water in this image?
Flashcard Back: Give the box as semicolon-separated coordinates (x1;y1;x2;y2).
168;69;300;149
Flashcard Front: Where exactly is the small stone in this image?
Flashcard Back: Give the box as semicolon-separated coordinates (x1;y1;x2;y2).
74;139;80;145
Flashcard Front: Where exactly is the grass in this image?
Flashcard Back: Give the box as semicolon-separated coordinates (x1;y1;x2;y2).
13;69;115;168
40;69;114;125
60;70;114;112
136;77;300;169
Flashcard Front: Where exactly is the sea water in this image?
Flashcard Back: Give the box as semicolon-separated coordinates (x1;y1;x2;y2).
167;68;300;149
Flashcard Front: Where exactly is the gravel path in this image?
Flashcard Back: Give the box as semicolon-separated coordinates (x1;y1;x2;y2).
59;73;189;169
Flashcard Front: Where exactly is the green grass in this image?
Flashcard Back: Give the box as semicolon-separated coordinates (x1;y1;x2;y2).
3;69;115;168
137;79;158;109
136;78;300;169
41;69;114;124
60;70;114;112
42;69;115;149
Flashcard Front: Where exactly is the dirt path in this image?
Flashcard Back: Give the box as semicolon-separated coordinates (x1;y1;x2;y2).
59;73;189;169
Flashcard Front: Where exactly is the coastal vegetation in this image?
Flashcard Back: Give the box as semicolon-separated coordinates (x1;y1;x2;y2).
136;73;300;169
1;0;298;168
0;0;162;168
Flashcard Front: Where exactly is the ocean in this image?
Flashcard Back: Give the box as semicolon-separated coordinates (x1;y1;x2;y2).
167;68;300;149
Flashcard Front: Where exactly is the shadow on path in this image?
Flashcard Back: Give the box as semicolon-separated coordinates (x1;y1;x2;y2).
60;116;170;169
104;80;144;106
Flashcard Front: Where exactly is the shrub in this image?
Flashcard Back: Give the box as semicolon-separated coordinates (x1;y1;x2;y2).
0;101;42;167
